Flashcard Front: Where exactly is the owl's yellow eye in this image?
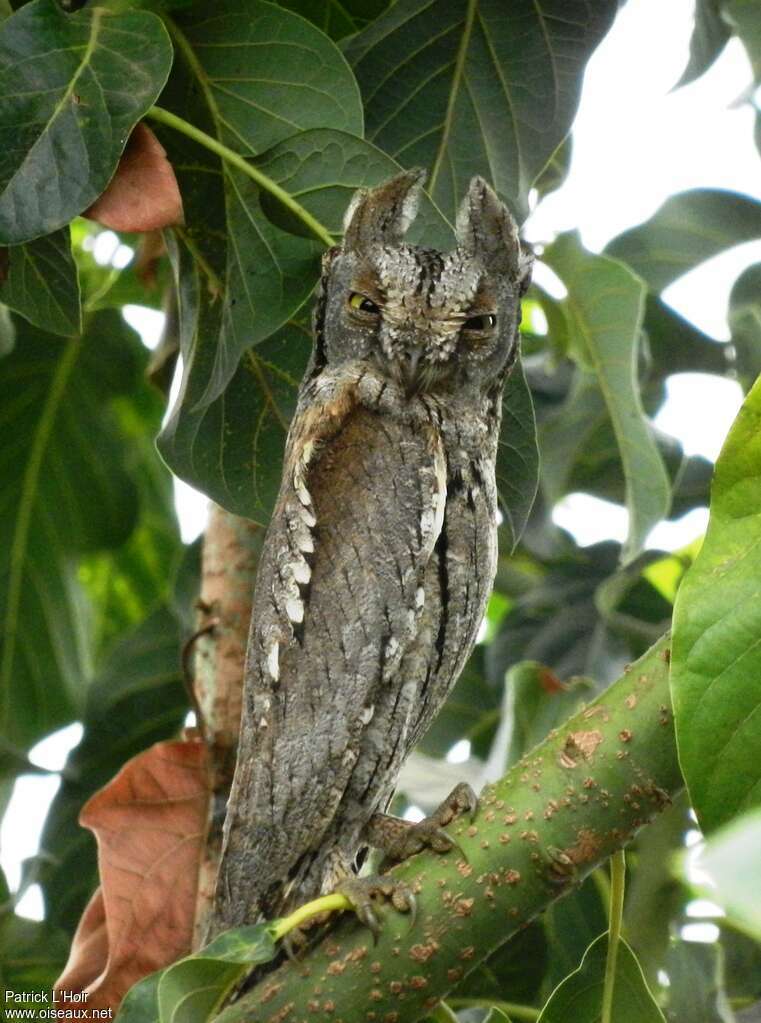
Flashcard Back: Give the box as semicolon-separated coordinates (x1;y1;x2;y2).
463;313;497;332
348;292;380;315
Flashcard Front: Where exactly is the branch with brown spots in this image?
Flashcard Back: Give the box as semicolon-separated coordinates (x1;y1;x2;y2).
213;633;681;1023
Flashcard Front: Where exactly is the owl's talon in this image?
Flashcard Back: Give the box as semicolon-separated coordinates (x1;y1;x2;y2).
335;875;416;941
366;782;479;864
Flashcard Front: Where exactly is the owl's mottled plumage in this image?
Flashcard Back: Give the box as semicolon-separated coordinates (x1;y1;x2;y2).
211;172;533;932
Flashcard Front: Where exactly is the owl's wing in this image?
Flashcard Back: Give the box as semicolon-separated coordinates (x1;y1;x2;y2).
227;368;445;911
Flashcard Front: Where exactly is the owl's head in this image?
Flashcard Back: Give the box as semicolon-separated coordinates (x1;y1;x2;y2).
316;170;533;397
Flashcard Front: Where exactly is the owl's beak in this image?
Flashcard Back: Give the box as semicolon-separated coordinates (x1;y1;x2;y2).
401;346;423;394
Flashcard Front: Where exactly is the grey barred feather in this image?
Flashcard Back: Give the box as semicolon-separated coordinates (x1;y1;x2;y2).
211;171;532;932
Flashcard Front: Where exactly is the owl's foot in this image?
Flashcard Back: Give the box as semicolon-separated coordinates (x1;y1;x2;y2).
335;874;416;940
365;782;478;864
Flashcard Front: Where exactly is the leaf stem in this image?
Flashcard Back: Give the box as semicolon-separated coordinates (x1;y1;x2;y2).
272;892;351;941
448;998;540;1021
601;849;626;1023
145;105;335;248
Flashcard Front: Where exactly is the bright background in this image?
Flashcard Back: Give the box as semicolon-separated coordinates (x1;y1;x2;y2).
3;0;759;931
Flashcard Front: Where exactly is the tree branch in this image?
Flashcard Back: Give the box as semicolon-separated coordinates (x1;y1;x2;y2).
215;633;681;1022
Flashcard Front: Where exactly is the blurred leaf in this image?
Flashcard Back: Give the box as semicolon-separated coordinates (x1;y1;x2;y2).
723;0;761;80
38;607;187;934
116;971;160;1023
624;795;691;989
676;0;731;87
537;933;665;1022
0;1;173;243
0;303;14;355
721;927;761;1003
665;940;734;1023
346;0;617;222
0;311;143;748
279;0;390;39
497;358;540;551
417;648;498;760
728;263;761;391
155;0;363;408
0;229;81;335
498;662;591;772
452;922;547;1006
605;190;761;292
642;295;728;380
0;913;70;1001
544;876;608;989
539;368;606;503
80;379;183;659
699;809;761;942
671;375;761;832
544;232;670;562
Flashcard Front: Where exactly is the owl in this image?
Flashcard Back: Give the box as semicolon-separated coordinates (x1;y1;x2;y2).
210;171;533;936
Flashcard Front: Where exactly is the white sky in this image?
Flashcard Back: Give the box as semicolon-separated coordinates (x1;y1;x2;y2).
3;0;760;921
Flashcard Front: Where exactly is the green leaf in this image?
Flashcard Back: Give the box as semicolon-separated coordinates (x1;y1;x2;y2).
279;0;390;40
676;0;731;87
38;605;186;933
417;648;498;759
543;233;671;562
497;357;539;552
642;294;727;380
723;0;761;80
699;808;761;943
671;374;761;832
116;971;161;1023
345;0;617;221
0;229;81;335
155;924;278;1023
605;189;761;292
155;0;363;406
0;311;143;748
537;933;665;1022
665;940;734;1023
0;1;173;244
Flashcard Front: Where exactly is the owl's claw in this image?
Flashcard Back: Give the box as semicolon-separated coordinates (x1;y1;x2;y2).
366;782;479;864
335;875;416;942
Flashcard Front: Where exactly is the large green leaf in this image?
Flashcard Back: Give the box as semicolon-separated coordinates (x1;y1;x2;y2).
155;1;363;406
543;233;671;562
451;922;547;1007
345;0;617;221
605;190;761;292
280;0;389;39
0;0;173;244
0;228;81;335
537;933;665;1022
38;605;187;933
544;877;607;990
671;374;761;832
0;311;143;748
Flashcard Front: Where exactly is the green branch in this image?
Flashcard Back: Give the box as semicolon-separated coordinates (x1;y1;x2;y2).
601;850;626;1023
145;106;335;249
214;634;682;1022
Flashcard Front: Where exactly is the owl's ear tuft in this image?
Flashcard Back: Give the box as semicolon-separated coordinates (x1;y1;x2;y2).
457;177;533;291
342;169;426;251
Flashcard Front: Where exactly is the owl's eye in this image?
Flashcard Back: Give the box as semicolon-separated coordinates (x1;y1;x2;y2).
348;292;380;315
463;313;497;332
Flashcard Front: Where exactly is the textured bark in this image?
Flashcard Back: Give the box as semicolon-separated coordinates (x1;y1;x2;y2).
214;634;681;1023
192;504;263;948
